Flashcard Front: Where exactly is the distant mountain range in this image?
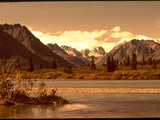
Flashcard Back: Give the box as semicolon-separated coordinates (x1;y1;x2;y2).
47;44;107;67
47;43;89;67
96;39;160;66
0;23;72;68
1;23;160;67
80;46;106;60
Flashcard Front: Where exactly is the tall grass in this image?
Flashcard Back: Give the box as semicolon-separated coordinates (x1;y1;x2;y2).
2;64;160;80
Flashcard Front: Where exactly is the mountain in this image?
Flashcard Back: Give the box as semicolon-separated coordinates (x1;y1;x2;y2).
81;46;107;61
96;39;160;66
0;27;51;67
61;45;90;64
0;23;72;67
47;43;88;66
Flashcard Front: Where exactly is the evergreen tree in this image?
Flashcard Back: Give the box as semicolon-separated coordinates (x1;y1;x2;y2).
14;57;21;70
152;59;157;69
123;54;127;66
106;55;111;72
142;54;145;65
63;64;73;74
130;52;137;70
148;58;152;65
110;56;114;72
39;64;43;69
28;56;35;72
14;57;21;80
106;56;118;72
116;59;119;65
123;54;130;66
126;55;130;66
115;59;119;70
51;58;57;69
156;59;160;64
120;61;123;65
102;63;106;67
90;56;96;70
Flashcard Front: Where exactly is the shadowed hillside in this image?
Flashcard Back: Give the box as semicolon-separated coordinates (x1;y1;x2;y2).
0;23;73;67
0;28;50;67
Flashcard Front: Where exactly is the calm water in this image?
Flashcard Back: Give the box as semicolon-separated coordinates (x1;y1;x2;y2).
1;79;160;118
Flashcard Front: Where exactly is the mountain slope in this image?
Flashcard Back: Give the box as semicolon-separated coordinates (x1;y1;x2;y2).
0;23;72;67
47;43;88;66
96;39;160;65
0;28;51;67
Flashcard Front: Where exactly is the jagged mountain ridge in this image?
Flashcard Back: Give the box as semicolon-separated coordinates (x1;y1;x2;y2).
0;23;72;67
81;46;107;61
47;43;88;66
96;39;160;66
61;45;90;64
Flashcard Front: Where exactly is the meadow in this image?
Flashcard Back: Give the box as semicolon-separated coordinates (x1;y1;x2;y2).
4;64;160;80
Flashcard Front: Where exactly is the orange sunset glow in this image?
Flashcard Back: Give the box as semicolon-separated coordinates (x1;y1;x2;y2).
1;1;160;52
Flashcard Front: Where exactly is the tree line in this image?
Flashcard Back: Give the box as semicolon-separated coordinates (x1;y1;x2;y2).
89;52;158;72
14;56;58;72
14;56;73;74
9;52;159;73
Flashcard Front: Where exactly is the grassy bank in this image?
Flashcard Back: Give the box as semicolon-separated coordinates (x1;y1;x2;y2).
3;64;160;80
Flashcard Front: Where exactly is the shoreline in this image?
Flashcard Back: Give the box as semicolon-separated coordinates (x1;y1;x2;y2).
31;87;160;94
25;78;160;81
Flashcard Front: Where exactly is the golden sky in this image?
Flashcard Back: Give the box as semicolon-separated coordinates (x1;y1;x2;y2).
1;1;160;52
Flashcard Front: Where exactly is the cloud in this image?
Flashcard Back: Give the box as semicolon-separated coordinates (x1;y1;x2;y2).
30;28;106;51
112;26;121;32
110;31;133;38
101;43;117;52
28;26;159;53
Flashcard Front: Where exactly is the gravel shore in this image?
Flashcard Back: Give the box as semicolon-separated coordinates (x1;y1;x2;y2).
32;88;160;93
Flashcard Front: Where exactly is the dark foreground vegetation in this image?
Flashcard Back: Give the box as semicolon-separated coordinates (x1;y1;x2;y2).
0;58;72;105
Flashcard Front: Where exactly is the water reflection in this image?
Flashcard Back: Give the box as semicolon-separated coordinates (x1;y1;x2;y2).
0;105;57;118
1;80;160;118
57;104;91;112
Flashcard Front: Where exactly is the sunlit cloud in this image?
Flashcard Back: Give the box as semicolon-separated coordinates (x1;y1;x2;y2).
30;29;106;51
111;26;121;32
101;43;117;52
28;26;159;53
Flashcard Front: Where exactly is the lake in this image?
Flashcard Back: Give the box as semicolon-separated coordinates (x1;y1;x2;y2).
1;79;160;118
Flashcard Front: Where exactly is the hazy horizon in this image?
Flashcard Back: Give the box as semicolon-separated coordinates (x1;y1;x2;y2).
1;1;160;52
